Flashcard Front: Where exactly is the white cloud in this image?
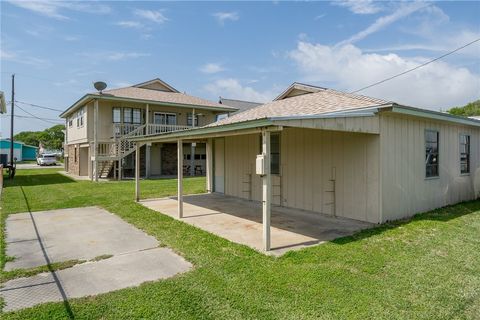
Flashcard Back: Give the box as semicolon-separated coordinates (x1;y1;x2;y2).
7;0;111;20
289;41;480;110
134;9;168;24
204;79;275;102
332;0;382;15
212;12;239;25
314;14;326;20
116;21;144;29
79;51;150;62
337;1;427;46
200;63;225;74
1;48;51;68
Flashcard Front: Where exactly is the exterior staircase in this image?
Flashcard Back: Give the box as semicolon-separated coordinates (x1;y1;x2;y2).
94;123;191;179
98;160;114;178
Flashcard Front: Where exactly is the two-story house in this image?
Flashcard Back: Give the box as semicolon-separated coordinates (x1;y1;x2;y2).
60;78;236;180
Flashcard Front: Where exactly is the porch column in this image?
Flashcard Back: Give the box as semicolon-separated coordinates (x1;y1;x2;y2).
135;143;140;202
206;138;213;193
190;108;196;176
145;104;151;178
93;99;99;182
145;143;151;178
262;130;272;251
177;139;183;218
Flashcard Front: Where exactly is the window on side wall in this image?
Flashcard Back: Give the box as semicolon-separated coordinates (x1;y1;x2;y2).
425;130;439;178
460;134;470;174
76;107;84;128
258;132;281;175
112;107;121;123
187;113;199;126
68;118;73;127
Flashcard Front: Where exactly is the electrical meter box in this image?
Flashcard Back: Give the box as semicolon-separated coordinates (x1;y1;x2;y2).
256;154;265;175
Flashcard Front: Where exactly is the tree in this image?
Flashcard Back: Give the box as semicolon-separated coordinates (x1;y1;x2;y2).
14;124;65;150
447;100;480;117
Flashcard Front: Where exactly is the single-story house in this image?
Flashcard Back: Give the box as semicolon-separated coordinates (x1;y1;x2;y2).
0;140;38;164
131;83;480;251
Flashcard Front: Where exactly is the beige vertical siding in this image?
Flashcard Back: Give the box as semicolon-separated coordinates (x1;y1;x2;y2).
222;128;381;223
66;102;91;144
380;113;480;222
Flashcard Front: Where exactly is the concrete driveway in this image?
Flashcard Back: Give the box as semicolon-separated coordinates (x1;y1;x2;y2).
1;207;191;312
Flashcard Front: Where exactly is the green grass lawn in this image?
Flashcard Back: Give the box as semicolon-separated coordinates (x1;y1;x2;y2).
1;168;480;319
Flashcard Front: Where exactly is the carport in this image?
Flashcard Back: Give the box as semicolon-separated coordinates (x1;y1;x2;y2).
131;105;383;253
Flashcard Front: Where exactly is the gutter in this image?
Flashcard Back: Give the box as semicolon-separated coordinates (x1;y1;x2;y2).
389;103;480;127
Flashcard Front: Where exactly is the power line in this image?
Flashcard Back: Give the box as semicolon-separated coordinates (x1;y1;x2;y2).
1;114;63;122
15;100;64;112
14;104;63;125
351;37;480;94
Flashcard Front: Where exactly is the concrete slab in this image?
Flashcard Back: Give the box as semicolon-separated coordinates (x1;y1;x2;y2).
5;207;159;270
141;193;373;255
0;248;192;312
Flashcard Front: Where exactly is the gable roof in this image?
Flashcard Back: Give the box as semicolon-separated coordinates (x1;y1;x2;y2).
133;78;179;93
219;97;262;113
209;87;390;127
274;82;326;101
60;82;237;118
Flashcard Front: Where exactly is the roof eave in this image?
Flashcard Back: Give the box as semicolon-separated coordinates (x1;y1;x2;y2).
60;94;238;118
389;103;480;127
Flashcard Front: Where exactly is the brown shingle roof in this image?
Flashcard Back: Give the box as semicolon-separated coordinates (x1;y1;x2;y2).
209;88;391;127
93;87;233;110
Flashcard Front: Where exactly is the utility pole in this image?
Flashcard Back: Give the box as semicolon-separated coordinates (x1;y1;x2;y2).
9;74;15;176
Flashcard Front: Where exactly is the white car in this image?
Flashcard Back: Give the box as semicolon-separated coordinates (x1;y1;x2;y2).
37;154;57;166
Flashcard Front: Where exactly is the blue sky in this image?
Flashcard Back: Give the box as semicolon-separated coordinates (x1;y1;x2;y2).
1;0;479;135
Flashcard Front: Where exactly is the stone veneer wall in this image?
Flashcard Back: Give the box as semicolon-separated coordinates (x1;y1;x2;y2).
161;143;178;175
67;144;80;175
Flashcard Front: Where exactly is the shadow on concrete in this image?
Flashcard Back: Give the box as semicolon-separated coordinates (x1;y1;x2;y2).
17;186;75;319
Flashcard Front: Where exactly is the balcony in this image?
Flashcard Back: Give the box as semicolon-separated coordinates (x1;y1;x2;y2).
113;123;192;139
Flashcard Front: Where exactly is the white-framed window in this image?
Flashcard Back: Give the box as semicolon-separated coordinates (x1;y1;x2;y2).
76;107;84;128
132;108;141;124
460;134;470;174
154;112;177;125
112;107;121;123
187;113;199;126
68;117;73;127
123;108;132;123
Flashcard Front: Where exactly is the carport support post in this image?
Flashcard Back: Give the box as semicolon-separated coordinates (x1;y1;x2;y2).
135;143;140;202
177;139;183;218
262;130;272;251
206;138;213;193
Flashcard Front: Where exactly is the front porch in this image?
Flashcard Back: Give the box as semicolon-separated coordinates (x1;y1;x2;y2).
141;193;373;256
